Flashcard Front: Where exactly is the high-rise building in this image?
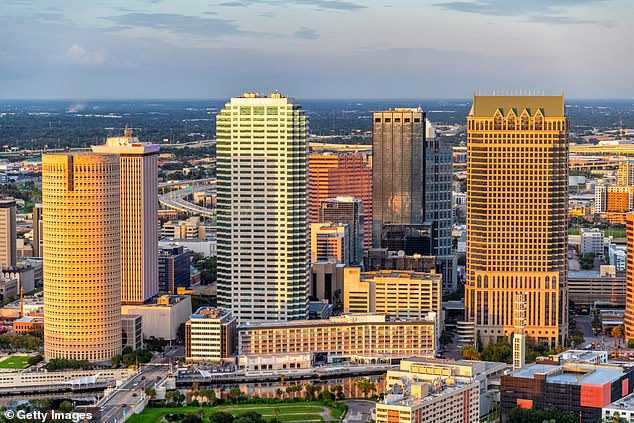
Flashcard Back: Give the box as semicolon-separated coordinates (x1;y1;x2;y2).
309;152;372;252
624;213;634;340
372;109;454;290
158;244;191;294
464;95;568;348
216;93;309;322
92;128;160;304
32;203;43;258
372;108;424;246
310;223;351;264
319;196;364;265
0;198;17;269
425;123;455;292
42;153;121;362
619;161;634;186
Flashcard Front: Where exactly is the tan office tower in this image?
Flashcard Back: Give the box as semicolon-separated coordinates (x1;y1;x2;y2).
0;198;17;268
625;213;634;340
93;128;160;304
465;95;568;348
42;153;122;362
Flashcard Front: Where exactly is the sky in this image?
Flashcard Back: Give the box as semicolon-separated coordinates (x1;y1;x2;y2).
0;0;633;99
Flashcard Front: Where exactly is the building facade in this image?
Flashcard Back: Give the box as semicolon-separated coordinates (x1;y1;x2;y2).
216;93;309;322
92;128;160;304
42;153;122;362
238;313;436;363
372;108;425;247
625;214;634;340
158;244;190;294
319;196;364;265
32;203;43;258
185;307;237;362
121;295;192;341
0;198;16;269
580;227;604;257
465;95;568;348
310;223;351;264
308;152;372;252
618;161;634;186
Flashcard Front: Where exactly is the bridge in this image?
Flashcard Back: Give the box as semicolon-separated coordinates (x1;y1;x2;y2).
159;178;216;219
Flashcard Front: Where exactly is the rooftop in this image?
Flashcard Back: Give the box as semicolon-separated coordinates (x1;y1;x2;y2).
606;392;634;411
470;95;565;117
510;362;626;386
239;312;436;330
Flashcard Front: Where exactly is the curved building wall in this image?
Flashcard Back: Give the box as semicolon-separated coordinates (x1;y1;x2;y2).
43;153;122;362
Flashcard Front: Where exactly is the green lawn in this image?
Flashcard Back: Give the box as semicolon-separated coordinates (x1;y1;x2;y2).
0;355;32;369
127;402;338;423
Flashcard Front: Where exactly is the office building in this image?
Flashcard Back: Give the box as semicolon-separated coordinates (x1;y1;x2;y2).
595;185;634;214
161;216;209;240
500;361;634;423
92;127;160;304
158;244;190;294
121;295;192;341
238;313;436;370
309;153;372;252
376;358;506;423
425;122;455;292
0;198;16;269
185;307;237;362
609;243;626;271
32;203;42;258
121;314;143;350
319;196;364;265
0;276;17;301
618;161;634;186
364;248;435;273
216;93;309;322
373;110;453;290
464;95;568;348
580;227;604;257
625;214;634;340
343;268;442;320
372;108;425;246
42;153;121;362
310;223;351;264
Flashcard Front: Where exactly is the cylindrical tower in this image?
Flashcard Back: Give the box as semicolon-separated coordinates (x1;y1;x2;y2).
43;153;122;362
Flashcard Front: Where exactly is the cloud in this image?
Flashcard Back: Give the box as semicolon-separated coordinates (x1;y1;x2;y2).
65;45;108;67
435;0;613;26
216;0;365;11
294;27;319;39
108;12;247;38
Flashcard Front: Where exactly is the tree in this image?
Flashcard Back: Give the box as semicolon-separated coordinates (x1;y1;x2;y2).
603;412;628;423
209;411;234;423
275;388;283;399
233;411;265;423
506;406;578;423
111;355;122;367
612;325;625;347
59;401;73;413
462;346;479;360
332;384;345;400
303;384;316;401
228;387;242;403
273;408;280;423
479;339;512;364
145;387;157;400
354;378;376;399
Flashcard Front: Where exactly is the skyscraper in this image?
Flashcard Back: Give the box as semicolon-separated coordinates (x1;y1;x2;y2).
32;203;43;258
216;93;309;322
626;213;634;340
92;128;160;304
425;122;455;292
0;198;16;269
464;95;568;348
372;108;424;246
372;109;453;288
619;161;634;186
308;152;372;252
42;153;121;361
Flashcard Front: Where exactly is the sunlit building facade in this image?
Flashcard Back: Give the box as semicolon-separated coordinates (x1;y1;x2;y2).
465;95;568;348
92;128;160;304
0;198;16;269
42;153;122;362
216;93;309;322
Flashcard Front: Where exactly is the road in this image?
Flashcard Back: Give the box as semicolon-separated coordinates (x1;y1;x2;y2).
158;184;215;218
99;359;173;423
343;400;375;423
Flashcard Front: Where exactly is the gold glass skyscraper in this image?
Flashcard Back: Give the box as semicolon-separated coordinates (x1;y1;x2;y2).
42;153;122;361
465;95;568;348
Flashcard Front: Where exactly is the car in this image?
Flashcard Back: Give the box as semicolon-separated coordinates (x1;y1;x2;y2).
457;345;464;349
132;393;138;397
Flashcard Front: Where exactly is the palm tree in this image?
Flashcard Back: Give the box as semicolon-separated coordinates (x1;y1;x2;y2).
274;407;280;423
612;326;624;347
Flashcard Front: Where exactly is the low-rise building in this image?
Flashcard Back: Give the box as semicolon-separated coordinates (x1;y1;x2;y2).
121;314;143;350
0;276;18;302
568;270;626;308
343;268;442;328
310;223;351;264
185;307;236;362
13;315;44;336
501;361;634;423
310;262;346;307
238;313;437;371
121;295;192;341
376;358;506;423
161;216;211;240
603;393;634;423
581;227;605;257
609;243;627;271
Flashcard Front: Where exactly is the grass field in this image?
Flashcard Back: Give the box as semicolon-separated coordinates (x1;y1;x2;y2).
126;402;341;423
0;356;32;369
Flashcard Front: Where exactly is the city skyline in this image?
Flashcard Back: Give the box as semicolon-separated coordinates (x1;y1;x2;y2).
0;1;632;99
